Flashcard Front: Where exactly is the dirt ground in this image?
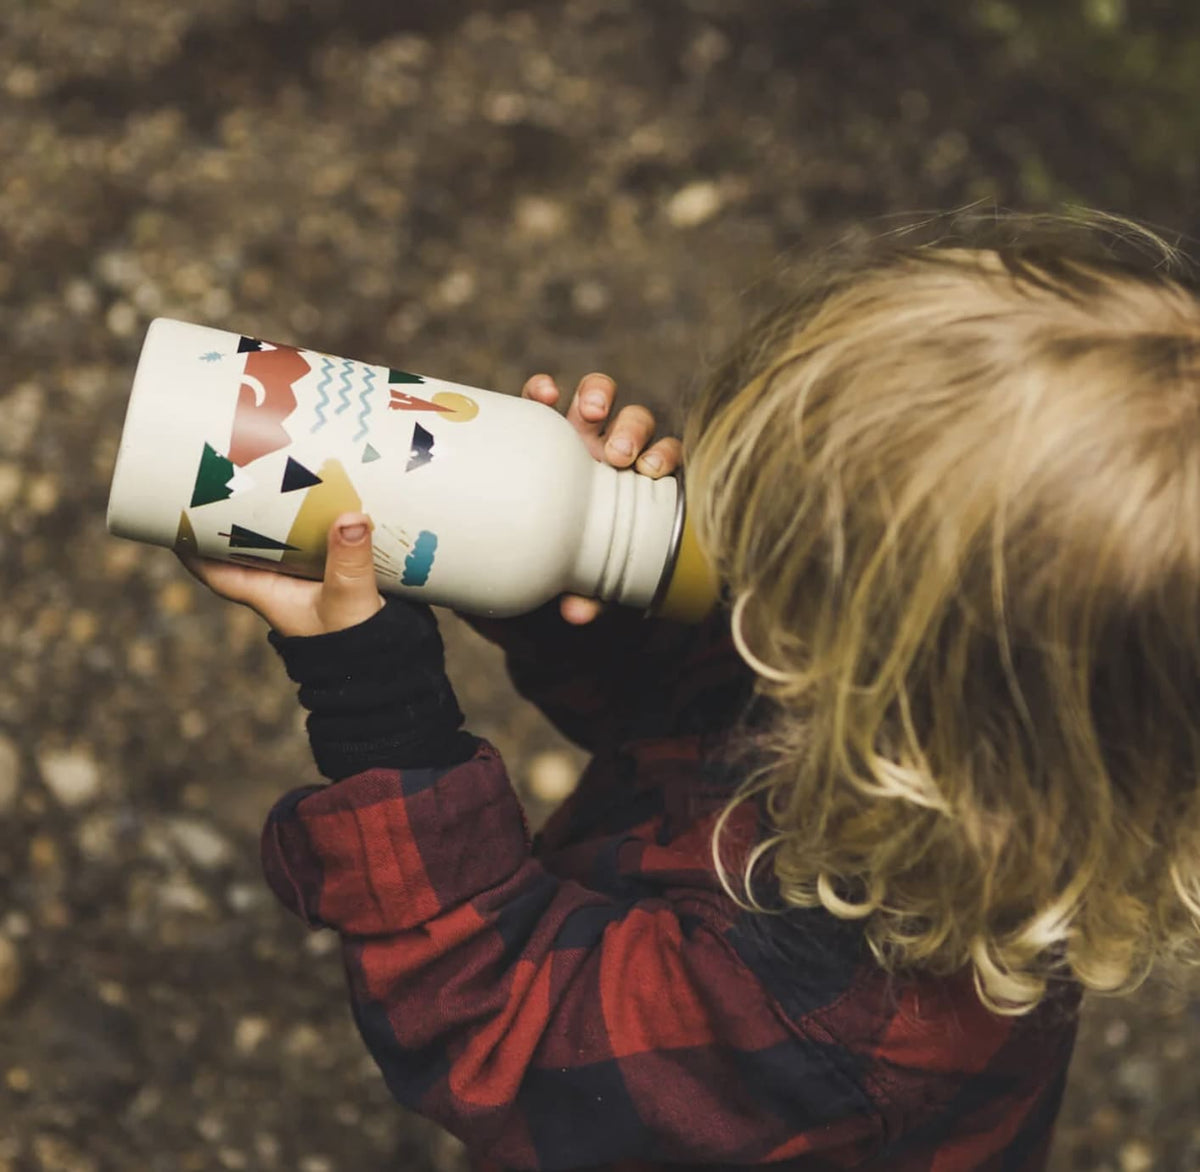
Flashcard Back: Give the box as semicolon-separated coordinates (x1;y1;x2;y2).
2;1;1200;1169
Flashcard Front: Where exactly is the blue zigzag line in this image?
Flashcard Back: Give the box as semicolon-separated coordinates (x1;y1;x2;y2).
333;360;354;415
354;365;377;442
311;356;335;433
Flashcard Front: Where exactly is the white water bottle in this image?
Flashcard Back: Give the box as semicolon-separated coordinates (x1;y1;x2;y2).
106;319;717;621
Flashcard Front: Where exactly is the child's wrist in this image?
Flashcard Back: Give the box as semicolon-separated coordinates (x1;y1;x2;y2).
268;597;443;689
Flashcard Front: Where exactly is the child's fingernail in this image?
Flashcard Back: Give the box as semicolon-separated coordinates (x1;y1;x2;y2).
584;392;608;413
608;435;634;458
340;523;368;544
639;452;663;473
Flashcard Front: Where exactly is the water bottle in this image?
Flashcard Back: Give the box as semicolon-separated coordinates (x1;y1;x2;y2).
106;318;717;621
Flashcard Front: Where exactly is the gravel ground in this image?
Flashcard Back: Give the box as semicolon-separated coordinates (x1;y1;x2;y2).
3;1;1200;1169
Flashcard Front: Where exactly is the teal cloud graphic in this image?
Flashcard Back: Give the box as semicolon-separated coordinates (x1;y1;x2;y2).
402;530;438;587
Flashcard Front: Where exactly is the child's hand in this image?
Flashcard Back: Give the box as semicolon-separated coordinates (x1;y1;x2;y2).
177;513;385;638
521;371;682;625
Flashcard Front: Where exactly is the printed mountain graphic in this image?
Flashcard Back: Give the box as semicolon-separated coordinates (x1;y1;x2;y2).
173;511;199;556
362;444;381;463
229;345;311;466
407;423;435;472
388;368;425;384
237;336;278;352
281;457;322;493
222;524;299;551
190;442;236;508
280;458;363;571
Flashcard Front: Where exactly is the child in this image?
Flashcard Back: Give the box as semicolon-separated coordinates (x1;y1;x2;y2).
180;211;1200;1170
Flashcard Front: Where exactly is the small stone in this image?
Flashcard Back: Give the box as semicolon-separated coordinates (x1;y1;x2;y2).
97;981;128;1007
158;579;194;617
202;288;233;319
304;931;338;957
38;746;102;808
124;1084;162;1122
104;541;143;580
172;262;213;298
32;1133;97;1172
1116;1055;1160;1104
196;1112;225;1143
253;1133;281;1164
1164;1035;1187;1060
571;280;611;316
5;1067;30;1093
284;1023;323;1058
234;1015;270;1055
1104;1018;1130;1047
67;610;99;644
64;279;99;315
666;180;723;228
434;270;476;309
299;1157;333;1172
0;735;19;815
514;195;567;238
483;92;528;124
218;1150;248;1171
106;300;139;338
0;464;20;509
226;882;269;914
166;817;234;870
26;475;60;515
76;812;120;862
156;876;214;916
1119;1139;1154;1172
179;710;208;740
4;65;42;100
682;26;730;75
527;750;578;803
0;935;22;1007
0;383;42;457
1094;1103;1118;1137
126;639;159;676
29;834;62;872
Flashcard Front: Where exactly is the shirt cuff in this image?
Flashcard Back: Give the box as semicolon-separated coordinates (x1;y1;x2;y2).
267;599;477;780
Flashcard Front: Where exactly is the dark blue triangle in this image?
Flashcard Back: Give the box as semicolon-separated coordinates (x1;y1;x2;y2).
281;456;322;493
406;423;435;472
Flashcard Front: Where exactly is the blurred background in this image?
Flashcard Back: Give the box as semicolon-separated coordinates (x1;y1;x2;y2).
2;1;1200;1169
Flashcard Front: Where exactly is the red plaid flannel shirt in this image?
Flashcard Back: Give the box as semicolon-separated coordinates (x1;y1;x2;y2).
261;600;1079;1171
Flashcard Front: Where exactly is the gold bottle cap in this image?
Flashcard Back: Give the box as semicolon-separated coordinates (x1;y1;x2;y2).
649;478;719;624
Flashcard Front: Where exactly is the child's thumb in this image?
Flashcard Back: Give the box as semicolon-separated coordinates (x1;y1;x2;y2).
316;514;384;632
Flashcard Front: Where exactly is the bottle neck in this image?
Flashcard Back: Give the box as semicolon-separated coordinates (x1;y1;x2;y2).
570;464;678;609
570;465;718;622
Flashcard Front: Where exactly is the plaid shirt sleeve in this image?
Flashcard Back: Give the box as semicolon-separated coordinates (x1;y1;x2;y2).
261;601;882;1170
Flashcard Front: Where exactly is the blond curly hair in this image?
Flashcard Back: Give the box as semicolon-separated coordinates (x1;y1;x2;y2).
684;211;1200;1014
